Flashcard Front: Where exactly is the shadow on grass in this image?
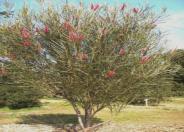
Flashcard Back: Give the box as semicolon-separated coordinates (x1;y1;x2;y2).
19;114;102;127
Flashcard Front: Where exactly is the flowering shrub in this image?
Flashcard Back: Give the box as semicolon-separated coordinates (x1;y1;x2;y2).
0;1;171;129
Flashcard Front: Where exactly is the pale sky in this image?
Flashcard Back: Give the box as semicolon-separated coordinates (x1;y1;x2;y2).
0;0;184;49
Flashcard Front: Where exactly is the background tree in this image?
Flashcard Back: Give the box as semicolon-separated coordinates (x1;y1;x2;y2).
0;1;173;130
170;49;184;96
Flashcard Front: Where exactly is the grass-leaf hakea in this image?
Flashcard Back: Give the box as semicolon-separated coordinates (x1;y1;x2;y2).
0;1;173;130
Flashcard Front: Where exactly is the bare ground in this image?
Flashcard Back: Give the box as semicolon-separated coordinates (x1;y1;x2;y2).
0;122;184;132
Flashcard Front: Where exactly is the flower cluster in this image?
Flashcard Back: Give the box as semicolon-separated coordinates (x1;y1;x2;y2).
133;8;139;14
120;3;126;11
44;25;49;33
64;21;74;32
20;28;31;47
140;47;151;64
140;56;151;64
119;48;126;56
91;4;100;11
106;70;116;78
68;31;85;43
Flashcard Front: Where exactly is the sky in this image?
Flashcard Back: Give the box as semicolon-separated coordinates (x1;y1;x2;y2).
0;0;184;49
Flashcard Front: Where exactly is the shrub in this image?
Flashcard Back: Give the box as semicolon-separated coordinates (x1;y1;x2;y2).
0;64;44;109
0;1;173;129
6;86;42;109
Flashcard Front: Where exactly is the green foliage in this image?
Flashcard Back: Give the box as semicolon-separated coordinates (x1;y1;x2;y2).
171;49;184;67
131;72;173;105
170;49;184;96
6;87;42;109
0;63;44;109
0;86;7;107
0;84;43;109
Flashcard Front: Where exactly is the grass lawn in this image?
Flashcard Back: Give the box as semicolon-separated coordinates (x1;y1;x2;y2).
0;97;184;126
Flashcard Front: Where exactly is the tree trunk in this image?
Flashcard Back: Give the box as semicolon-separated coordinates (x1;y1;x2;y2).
71;102;85;131
84;106;93;128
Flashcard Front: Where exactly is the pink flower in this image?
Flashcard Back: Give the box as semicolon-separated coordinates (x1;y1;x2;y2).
91;4;100;11
36;27;40;32
22;41;31;47
126;13;130;17
120;3;126;11
64;21;74;32
69;31;85;42
119;48;126;56
69;32;78;42
21;28;31;39
91;4;94;10
133;8;139;14
106;70;116;78
78;34;85;42
140;56;151;64
44;25;49;33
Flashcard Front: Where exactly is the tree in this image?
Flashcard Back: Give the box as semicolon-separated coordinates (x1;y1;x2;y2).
171;49;184;67
170;49;184;96
0;2;172;130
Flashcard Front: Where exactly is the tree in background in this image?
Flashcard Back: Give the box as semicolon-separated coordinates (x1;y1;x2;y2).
0;1;173;129
170;49;184;96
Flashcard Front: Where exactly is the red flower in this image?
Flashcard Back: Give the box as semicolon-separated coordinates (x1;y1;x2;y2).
91;4;94;10
78;34;85;41
36;27;39;32
69;31;84;42
64;21;74;32
119;48;126;56
126;13;130;17
91;4;100;11
106;70;116;78
133;8;139;14
120;3;126;11
21;28;31;39
22;41;31;47
69;32;77;42
140;56;151;64
44;25;49;33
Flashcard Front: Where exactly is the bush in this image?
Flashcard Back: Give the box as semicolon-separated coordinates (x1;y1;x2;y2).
170;49;184;96
0;86;8;107
0;65;44;109
0;84;43;109
6;87;42;109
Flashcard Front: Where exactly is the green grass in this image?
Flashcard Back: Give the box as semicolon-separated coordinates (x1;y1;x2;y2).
0;97;184;125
